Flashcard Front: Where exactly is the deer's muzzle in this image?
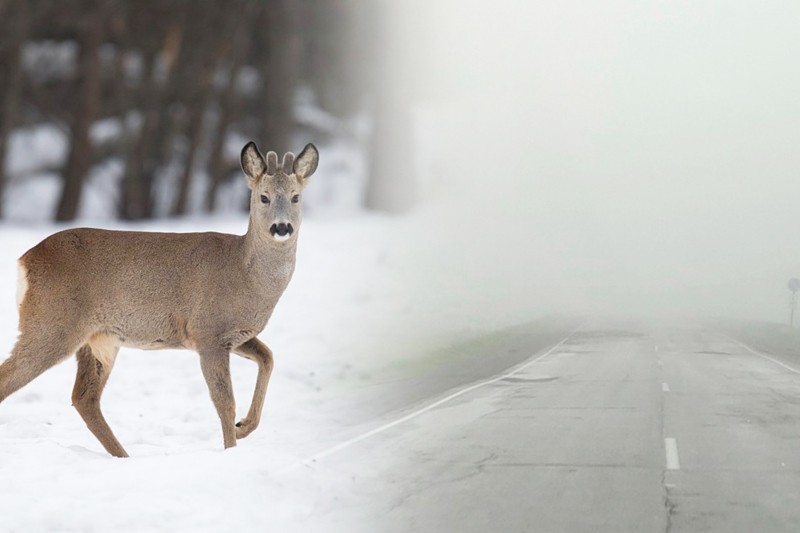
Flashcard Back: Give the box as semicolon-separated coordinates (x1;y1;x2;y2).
270;222;294;241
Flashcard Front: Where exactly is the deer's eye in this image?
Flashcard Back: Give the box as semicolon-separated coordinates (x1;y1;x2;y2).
260;195;270;204
291;194;300;204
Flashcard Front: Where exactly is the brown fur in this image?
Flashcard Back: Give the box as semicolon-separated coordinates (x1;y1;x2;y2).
0;142;318;457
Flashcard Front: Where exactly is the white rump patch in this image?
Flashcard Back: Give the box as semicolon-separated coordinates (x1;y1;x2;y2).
16;261;28;311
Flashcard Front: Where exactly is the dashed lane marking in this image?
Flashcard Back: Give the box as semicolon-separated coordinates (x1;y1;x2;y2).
665;438;680;470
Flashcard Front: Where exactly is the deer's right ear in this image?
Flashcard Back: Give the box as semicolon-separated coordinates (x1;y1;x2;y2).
241;142;266;189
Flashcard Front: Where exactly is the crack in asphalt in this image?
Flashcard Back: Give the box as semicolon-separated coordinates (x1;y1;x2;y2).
662;470;677;533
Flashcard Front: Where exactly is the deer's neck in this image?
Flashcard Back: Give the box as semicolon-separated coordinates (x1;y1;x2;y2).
241;223;298;293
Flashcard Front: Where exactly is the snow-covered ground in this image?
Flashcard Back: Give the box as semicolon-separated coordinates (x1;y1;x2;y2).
0;106;574;532
0;212;448;532
0;194;566;532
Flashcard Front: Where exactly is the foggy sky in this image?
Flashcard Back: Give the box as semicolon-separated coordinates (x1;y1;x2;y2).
388;1;800;323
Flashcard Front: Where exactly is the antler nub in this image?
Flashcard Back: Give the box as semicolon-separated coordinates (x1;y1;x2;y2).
282;153;295;173
266;151;279;175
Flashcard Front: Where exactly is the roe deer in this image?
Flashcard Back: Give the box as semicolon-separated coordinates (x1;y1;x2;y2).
0;141;318;457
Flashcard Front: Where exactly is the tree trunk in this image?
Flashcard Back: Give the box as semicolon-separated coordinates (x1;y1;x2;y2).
261;0;300;156
204;102;233;213
170;103;206;216
110;12;139;219
0;0;28;219
205;0;257;212
171;5;233;217
55;1;105;222
364;2;416;213
119;24;183;220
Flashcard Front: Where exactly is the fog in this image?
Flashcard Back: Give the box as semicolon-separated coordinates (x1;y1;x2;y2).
388;0;800;324
3;4;800;529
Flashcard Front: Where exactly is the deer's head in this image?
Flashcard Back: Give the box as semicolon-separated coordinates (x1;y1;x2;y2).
241;142;319;243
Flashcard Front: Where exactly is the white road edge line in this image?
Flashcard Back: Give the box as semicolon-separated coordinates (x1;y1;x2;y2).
665;438;680;470
280;326;583;473
731;338;800;376
661;382;669;392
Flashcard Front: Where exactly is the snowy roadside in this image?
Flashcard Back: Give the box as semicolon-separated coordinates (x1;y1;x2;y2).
0;213;438;533
0;202;567;532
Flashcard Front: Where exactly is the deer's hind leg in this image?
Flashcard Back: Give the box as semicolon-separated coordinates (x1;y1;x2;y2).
72;338;127;457
0;327;84;403
232;337;274;440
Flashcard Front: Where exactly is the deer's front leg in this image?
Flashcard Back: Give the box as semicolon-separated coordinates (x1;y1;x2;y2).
198;347;237;449
232;337;274;439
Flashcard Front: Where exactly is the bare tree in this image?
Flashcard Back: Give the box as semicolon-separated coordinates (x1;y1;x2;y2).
303;0;363;118
0;0;28;217
260;0;301;156
171;1;234;217
364;1;416;213
205;0;259;212
119;9;185;220
55;0;106;222
1;0;367;222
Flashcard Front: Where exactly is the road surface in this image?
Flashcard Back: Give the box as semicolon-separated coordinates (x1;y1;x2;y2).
296;319;800;532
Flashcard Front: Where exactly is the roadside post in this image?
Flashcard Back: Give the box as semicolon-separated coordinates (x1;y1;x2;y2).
788;278;799;328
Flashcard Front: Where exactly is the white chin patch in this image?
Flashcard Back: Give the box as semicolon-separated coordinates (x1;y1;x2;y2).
272;233;291;242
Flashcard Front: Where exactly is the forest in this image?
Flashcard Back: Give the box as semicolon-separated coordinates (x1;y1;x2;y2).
0;0;410;222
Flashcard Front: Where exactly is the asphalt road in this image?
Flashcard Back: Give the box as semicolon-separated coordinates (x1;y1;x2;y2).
320;315;582;425
307;319;800;532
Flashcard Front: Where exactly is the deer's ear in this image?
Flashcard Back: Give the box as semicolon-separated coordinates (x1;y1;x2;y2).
294;143;319;182
241;142;266;188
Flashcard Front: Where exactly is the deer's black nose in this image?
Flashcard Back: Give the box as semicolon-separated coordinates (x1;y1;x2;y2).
270;223;293;237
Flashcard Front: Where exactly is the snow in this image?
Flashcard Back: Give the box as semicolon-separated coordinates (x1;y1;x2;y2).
2;172;62;222
3;124;68;178
89;117;124;146
21;40;78;83
0;90;573;532
0;191;567;531
0;213;424;533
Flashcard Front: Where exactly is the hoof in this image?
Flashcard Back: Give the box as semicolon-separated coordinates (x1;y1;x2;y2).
235;421;243;427
236;421;256;440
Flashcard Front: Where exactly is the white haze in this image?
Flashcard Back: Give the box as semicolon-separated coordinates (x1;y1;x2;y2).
385;0;800;324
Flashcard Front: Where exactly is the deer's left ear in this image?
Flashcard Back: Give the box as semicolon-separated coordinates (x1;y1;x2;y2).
294;143;319;183
241;142;266;189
